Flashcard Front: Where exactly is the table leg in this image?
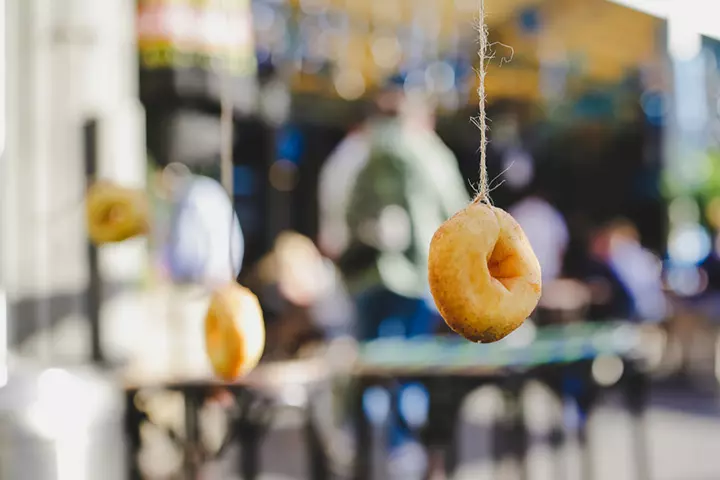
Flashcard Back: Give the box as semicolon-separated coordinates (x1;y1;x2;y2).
183;393;201;480
548;420;566;480
577;418;593;480
625;364;650;480
233;392;273;480
422;380;463;479
124;390;143;480
507;387;529;480
443;409;461;478
540;374;567;480
353;379;372;480
304;404;330;480
438;398;462;478
492;387;528;480
490;398;508;479
239;426;261;480
573;374;598;480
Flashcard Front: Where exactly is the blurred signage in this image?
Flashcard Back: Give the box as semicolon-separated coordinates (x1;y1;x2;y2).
137;0;256;76
137;0;259;110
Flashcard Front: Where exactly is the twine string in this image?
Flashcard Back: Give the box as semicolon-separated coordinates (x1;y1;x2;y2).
474;0;490;205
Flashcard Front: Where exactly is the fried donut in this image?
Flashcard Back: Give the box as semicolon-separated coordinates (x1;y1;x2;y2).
428;202;542;343
204;283;266;380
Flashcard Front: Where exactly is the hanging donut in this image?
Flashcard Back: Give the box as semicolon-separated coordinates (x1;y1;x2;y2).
204;282;266;380
85;181;149;245
427;0;542;343
428;203;541;342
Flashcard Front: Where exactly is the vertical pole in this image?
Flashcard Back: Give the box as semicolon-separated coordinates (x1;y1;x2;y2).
0;0;10;379
183;392;200;480
352;379;372;480
83;118;105;364
266;125;282;242
220;0;236;279
219;44;234;196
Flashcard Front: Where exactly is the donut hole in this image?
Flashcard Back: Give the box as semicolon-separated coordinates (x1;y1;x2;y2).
98;204;123;226
487;241;522;291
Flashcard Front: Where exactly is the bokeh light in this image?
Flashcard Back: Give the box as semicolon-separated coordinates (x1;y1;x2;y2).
371;35;403;70
665;264;709;297
269;159;299;192
667;223;712;266
705;197;720;229
425;61;456;93
333;68;366;100
668;196;701;226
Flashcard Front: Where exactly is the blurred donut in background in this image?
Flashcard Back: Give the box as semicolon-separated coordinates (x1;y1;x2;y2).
85;180;150;245
163;169;244;286
246;231;338;359
257;231;332;307
204;282;266;380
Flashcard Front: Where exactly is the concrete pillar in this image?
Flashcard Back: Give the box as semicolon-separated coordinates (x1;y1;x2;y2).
2;0;146;353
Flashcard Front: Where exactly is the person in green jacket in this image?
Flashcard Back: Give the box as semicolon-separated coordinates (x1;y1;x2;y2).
338;77;470;475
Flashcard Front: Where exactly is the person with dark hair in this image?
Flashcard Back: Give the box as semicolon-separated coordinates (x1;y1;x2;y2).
584;221;636;320
586;219;667;322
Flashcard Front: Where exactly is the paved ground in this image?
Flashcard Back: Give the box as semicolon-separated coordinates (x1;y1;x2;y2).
199;385;720;480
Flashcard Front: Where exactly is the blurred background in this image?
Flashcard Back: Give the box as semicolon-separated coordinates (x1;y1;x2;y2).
3;0;720;479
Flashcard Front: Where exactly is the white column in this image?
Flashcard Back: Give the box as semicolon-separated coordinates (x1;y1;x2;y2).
2;0;146;355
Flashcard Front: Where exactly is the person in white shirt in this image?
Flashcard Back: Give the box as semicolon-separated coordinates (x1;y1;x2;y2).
162;171;244;286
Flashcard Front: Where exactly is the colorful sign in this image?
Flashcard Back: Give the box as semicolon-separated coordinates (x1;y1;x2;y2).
137;0;256;77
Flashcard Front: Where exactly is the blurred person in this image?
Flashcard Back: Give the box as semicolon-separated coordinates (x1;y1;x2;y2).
317;118;371;260
317;76;463;260
605;220;667;323
508;182;569;284
157;165;244;286
338;80;470;475
244;231;334;359
585;222;635;320
168;193;242;283
508;183;587;325
584;219;667;322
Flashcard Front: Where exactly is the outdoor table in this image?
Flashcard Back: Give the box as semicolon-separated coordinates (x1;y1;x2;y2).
122;357;331;480
351;322;652;480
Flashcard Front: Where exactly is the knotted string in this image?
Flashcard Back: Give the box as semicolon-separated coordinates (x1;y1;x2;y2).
473;0;490;205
